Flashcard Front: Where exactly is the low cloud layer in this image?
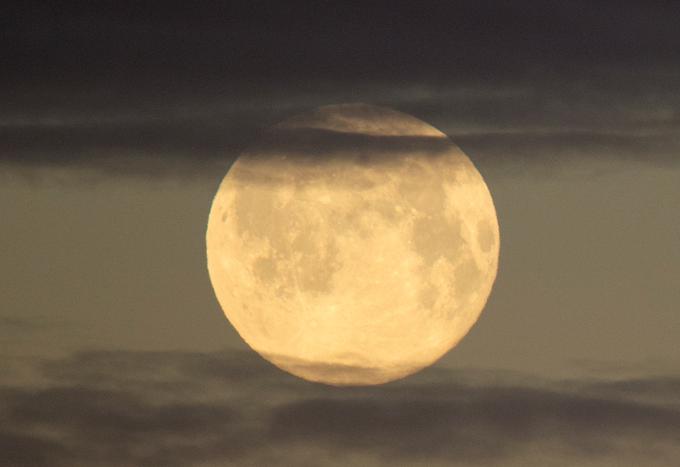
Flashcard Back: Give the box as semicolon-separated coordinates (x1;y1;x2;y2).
2;349;679;466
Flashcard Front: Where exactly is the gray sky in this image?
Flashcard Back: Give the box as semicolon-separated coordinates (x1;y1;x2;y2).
2;1;680;466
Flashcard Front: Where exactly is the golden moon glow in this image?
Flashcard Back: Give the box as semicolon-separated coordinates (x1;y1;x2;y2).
206;104;499;385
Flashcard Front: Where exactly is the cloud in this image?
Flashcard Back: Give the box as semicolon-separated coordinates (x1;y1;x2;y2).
5;385;245;466
2;349;680;466
1;91;677;183
0;316;70;332
0;317;46;331
269;386;680;464
1;1;679;180
456;130;680;174
0;430;73;467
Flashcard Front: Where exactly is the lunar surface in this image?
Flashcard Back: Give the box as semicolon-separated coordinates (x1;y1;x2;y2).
206;104;499;385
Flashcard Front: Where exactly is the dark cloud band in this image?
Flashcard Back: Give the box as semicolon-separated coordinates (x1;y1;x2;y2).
1;1;679;180
2;350;680;466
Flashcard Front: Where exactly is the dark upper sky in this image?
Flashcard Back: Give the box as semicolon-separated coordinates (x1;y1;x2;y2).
2;0;679;175
1;2;680;466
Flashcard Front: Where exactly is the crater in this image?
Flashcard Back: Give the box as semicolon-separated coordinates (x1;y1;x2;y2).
418;283;437;310
477;219;496;253
233;185;295;254
399;176;445;216
412;215;463;267
252;255;278;284
291;229;342;294
453;257;483;305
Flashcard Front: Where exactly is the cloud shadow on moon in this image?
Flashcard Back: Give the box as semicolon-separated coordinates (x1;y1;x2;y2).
249;127;452;162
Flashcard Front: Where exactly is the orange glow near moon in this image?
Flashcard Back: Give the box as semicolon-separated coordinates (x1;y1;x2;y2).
206;104;499;385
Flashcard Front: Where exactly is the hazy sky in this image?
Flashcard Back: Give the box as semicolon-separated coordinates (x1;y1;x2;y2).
2;2;680;466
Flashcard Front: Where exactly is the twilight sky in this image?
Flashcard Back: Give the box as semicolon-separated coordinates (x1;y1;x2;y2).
2;2;680;466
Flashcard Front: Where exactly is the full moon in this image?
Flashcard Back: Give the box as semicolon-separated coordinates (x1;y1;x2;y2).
206;104;499;385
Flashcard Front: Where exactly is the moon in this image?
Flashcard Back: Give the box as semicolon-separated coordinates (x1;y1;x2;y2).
206;104;499;385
